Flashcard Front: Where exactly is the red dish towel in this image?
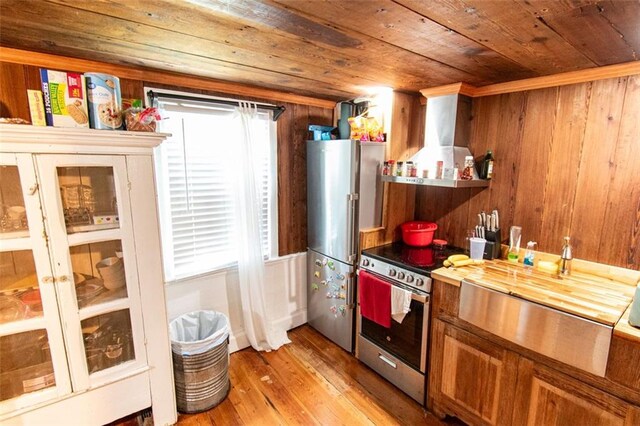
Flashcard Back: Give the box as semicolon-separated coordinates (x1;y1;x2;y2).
359;270;391;328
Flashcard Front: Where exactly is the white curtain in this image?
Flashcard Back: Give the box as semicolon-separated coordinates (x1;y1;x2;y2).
232;102;290;351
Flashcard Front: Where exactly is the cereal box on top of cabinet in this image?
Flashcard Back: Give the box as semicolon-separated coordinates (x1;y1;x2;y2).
39;69;89;128
85;73;123;130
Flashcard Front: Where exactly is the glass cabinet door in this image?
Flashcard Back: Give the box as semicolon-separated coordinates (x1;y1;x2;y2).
35;155;147;391
57;166;120;234
0;165;29;238
0;154;71;416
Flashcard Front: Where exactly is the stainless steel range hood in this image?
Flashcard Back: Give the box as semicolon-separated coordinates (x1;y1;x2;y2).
381;92;488;188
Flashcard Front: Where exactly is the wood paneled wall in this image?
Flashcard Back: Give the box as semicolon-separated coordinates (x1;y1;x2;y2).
360;91;424;250
416;75;640;270
0;60;333;256
277;103;332;254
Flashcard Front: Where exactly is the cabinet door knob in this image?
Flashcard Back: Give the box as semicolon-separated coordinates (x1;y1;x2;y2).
42;276;54;284
58;275;69;283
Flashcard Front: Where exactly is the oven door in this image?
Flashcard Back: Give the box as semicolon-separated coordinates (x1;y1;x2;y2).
359;280;429;373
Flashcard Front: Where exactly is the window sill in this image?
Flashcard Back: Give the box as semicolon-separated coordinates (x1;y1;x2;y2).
164;252;305;286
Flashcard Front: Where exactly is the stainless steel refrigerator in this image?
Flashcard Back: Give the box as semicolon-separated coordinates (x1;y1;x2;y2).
306;139;385;352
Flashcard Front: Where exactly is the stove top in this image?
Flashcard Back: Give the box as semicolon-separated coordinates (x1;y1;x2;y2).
361;242;465;276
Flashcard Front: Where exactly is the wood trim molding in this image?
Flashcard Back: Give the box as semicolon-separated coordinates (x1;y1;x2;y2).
419;82;477;98
421;61;640;98
473;61;640;97
0;47;337;109
0;123;167;154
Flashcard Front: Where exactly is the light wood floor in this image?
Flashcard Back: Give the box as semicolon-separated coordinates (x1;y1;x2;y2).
176;325;458;425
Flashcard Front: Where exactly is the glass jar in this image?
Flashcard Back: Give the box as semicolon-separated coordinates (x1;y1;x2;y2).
435;161;444;179
388;160;396;176
461;156;474;180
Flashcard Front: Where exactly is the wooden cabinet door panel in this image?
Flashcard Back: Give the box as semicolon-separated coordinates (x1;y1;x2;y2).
514;358;638;426
433;320;519;426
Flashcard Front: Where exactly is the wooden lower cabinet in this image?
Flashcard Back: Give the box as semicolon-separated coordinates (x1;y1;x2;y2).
429;319;519;426
513;359;640;426
429;320;640;426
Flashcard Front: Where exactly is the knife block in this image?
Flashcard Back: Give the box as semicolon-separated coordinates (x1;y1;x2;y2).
483;228;502;260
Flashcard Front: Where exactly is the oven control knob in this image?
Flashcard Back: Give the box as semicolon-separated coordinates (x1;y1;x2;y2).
362;258;370;267
397;272;405;280
416;278;424;287
406;275;414;283
388;269;396;277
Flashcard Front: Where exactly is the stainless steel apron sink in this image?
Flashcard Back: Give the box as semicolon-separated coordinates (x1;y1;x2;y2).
459;280;612;377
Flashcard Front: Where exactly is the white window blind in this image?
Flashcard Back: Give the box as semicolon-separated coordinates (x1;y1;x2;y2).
154;96;277;282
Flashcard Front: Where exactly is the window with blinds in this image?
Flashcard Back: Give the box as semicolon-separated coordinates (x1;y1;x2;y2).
153;95;277;282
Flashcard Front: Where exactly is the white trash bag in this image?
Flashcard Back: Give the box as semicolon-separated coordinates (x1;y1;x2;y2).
169;310;230;355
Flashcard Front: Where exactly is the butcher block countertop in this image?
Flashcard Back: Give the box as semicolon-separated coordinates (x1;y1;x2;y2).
432;258;640;328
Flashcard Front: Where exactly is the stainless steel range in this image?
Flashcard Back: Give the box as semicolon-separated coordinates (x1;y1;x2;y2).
357;242;462;405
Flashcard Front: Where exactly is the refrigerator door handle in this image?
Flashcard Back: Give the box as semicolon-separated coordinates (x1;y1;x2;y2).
346;275;355;306
347;193;359;263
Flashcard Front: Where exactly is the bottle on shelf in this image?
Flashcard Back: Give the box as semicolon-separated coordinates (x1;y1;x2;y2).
388;160;396;176
481;150;494;180
406;161;415;177
435;161;444;179
460;156;474;180
410;162;418;177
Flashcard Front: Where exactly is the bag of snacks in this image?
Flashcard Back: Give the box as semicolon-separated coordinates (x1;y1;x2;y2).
366;116;384;142
348;115;368;141
124;107;161;132
348;109;385;142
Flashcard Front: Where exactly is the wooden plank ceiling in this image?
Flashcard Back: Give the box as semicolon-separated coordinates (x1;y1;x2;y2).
0;0;638;101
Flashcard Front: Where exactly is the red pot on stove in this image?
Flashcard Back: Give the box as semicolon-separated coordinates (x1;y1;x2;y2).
400;221;438;247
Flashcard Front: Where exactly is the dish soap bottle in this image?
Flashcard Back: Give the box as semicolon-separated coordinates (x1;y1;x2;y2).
559;236;572;276
523;241;537;268
507;225;522;262
481;150;494;180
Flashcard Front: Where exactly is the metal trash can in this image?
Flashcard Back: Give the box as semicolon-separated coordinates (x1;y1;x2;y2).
169;311;230;413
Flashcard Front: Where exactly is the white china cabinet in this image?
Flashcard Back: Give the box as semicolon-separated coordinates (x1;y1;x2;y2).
0;124;176;425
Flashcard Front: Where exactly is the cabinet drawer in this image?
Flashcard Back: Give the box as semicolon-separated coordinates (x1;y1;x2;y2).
358;335;424;404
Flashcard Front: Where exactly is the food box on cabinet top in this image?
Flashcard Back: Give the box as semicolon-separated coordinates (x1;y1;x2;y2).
39;69;89;128
27;90;46;126
85;73;123;130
